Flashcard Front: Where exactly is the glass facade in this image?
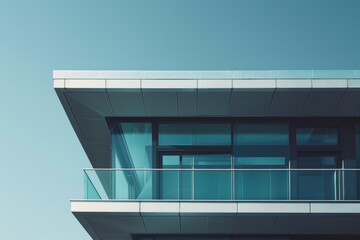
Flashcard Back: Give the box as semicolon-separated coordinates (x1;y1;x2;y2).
296;127;338;146
234;123;289;200
159;123;231;146
111;122;153;199
97;119;360;201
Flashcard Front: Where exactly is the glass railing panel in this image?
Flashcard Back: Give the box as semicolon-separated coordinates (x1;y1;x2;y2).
135;170;154;200
160;170;232;200
234;170;289;200
160;170;179;199
84;171;101;199
343;170;357;200
84;169;360;201
270;170;289;200
84;170;110;199
235;170;269;200
118;169;154;200
292;170;339;200
181;170;193;199
193;170;231;200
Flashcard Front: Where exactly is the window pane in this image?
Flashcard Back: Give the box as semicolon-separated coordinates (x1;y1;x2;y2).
294;170;338;200
234;123;289;145
111;122;153;199
112;122;152;168
235;157;286;167
296;127;338;145
185;154;231;169
162;155;180;169
234;123;289;169
159;123;231;145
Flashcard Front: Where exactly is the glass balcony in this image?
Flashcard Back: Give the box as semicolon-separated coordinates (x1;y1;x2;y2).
84;168;360;201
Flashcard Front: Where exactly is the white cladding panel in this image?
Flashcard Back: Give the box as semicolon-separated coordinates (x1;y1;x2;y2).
72;201;360;238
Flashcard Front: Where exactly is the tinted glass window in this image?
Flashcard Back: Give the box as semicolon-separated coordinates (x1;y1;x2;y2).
234;123;289;169
234;123;289;145
296;128;338;145
159;123;231;145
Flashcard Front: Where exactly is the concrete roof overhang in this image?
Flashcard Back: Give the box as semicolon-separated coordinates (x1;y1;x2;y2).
54;70;360;168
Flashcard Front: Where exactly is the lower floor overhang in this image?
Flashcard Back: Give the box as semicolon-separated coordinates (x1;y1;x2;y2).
71;200;360;240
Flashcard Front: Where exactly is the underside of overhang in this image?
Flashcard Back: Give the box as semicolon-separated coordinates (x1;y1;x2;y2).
55;87;360;168
54;71;360;168
71;201;360;240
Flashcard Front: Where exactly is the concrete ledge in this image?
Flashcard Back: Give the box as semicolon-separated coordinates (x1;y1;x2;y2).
71;201;140;214
276;79;312;88
311;203;360;213
53;79;65;88
180;202;237;215
71;201;360;237
106;79;141;89
65;79;106;89
233;79;276;89
140;202;180;216
53;70;360;80
55;78;360;91
141;79;197;89
198;79;232;89
312;79;347;88
348;79;360;88
71;201;360;215
237;202;309;214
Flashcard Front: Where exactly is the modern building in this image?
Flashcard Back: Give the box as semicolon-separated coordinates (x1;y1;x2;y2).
54;70;360;240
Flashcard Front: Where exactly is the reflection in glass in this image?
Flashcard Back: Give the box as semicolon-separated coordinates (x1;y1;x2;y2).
111;123;153;199
159;123;231;146
296;127;338;145
296;156;338;200
234;123;289;145
234;123;289;200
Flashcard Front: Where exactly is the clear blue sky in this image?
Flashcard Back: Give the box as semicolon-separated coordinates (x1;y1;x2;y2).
0;0;360;239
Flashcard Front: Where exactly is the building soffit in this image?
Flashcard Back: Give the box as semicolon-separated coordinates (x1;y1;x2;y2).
54;70;360;168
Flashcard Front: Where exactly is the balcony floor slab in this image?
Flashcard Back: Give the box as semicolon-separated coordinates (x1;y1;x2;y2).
71;200;360;240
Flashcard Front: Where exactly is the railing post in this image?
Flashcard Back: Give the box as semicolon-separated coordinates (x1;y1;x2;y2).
288;169;291;200
232;169;235;200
